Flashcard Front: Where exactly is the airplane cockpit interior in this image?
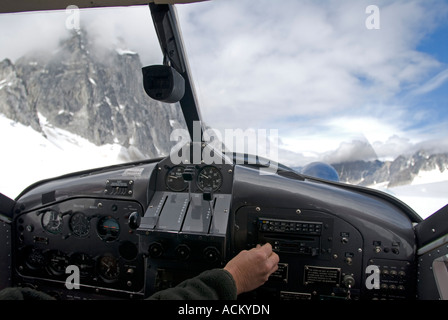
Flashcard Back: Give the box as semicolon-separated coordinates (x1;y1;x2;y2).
0;0;447;304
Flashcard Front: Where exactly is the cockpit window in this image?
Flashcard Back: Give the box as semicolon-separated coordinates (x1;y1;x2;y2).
0;6;188;199
175;0;448;219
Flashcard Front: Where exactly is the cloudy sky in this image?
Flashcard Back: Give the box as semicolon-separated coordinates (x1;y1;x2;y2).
1;0;447;167
176;0;448;165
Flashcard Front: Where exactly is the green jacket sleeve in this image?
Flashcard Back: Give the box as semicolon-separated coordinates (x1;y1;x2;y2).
0;287;55;300
148;268;237;300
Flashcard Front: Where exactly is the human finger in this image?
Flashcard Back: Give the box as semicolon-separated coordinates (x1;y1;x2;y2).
258;242;275;258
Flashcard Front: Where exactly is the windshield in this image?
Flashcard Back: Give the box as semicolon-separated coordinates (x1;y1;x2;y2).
0;1;447;220
0;6;188;198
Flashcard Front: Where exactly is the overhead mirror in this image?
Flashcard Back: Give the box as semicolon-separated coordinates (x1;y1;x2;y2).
142;65;185;103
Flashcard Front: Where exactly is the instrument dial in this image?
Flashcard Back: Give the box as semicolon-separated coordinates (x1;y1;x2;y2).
166;166;188;191
97;216;120;242
41;210;63;234
197;166;223;192
98;255;120;282
47;250;69;276
69;212;90;238
25;247;46;271
70;252;95;277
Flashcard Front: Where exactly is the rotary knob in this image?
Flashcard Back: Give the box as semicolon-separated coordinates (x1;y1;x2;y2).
148;242;163;258
175;244;191;260
203;247;220;263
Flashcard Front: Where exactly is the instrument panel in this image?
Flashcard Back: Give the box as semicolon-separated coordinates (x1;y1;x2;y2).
6;152;420;300
230;165;417;300
13;198;145;299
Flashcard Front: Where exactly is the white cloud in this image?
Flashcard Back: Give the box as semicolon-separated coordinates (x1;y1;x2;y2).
411;68;448;95
322;139;378;164
0;10;70;62
176;0;448;164
0;6;161;65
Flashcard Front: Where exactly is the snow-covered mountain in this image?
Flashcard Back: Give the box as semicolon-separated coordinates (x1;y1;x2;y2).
332;151;448;188
0;29;186;160
292;153;448;219
329;153;448;219
0;29;188;199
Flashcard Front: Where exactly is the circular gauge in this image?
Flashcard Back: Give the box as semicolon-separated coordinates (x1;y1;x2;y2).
197;166;223;191
25;247;46;271
41;210;63;234
69;252;95;278
47;250;69;276
166;166;188;191
97;255;120;282
97;216;120;242
69;212;90;238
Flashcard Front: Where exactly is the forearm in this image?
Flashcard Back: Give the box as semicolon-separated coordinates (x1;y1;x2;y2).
147;269;237;300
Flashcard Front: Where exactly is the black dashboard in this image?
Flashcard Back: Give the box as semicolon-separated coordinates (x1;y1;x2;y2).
5;144;420;300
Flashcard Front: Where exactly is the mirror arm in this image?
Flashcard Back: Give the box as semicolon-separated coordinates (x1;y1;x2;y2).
149;3;205;142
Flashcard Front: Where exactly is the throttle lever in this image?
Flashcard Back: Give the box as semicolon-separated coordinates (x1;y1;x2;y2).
182;166;195;200
202;186;214;218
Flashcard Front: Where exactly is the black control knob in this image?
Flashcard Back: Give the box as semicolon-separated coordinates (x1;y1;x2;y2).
202;186;213;201
148;242;163;258
175;244;191;260
182;166;195;181
203;247;220;263
128;211;141;230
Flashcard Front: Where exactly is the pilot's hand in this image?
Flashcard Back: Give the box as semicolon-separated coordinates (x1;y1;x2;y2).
224;243;279;295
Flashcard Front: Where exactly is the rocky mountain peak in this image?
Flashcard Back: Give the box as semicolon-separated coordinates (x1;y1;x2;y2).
0;58;41;132
0;30;186;160
60;28;90;54
332;150;448;188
